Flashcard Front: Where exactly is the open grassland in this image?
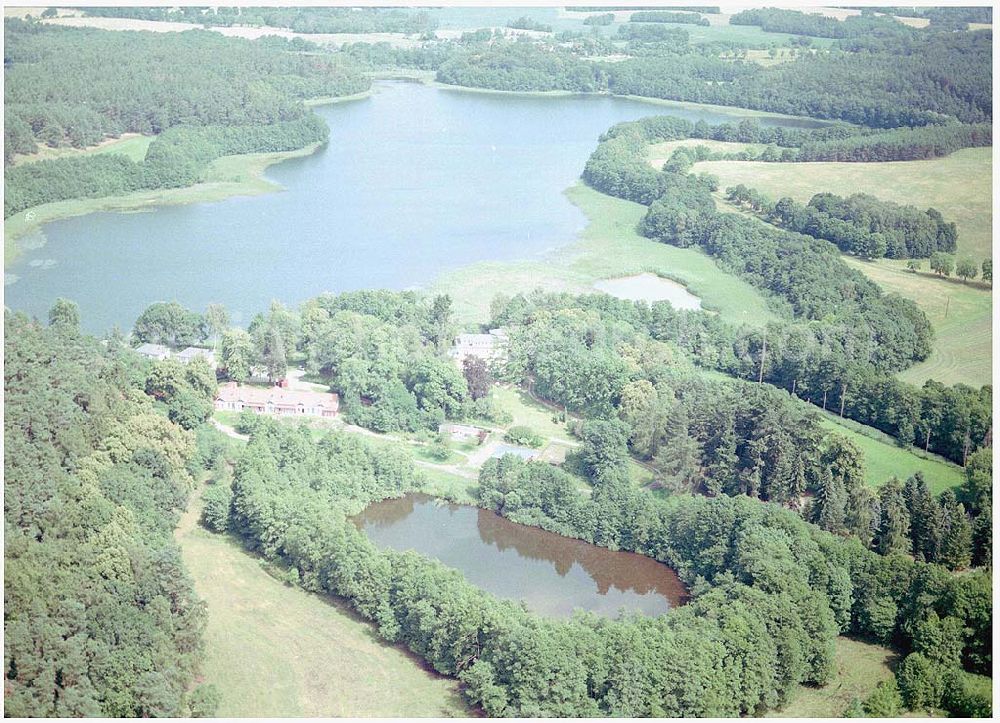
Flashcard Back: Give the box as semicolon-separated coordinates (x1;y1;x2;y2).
176;484;469;717
11;133;153;167
695;148;992;259
434;183;781;328
5;143;321;266
770;636;897;718
818;412;965;494
842;257;992;388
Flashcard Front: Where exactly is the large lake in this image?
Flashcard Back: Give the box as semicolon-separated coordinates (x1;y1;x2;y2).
5;81;822;332
353;493;688;618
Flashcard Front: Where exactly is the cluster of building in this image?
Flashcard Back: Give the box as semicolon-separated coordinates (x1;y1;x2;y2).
214;381;340;419
135;343;217;368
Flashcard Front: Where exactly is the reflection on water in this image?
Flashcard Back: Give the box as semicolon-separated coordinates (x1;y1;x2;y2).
353;493;687;618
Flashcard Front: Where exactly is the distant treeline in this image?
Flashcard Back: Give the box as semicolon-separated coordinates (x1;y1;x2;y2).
79;6;438;34
730;7;913;39
583;115;991;465
434;30;990;127
567;5;720;12
725;187;958;260
629;11;710;26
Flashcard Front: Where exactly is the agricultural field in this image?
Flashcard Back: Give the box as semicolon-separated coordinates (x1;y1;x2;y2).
10;133;153;167
843;257;992;388
176;483;469;717
817;412;966;494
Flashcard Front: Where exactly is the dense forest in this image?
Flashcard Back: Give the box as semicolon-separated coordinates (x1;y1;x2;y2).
3;307;220;716
434;28;990;127
730;7;915;39
3;20;368;215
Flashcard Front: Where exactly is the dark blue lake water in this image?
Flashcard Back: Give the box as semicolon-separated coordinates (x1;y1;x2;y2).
5;81;821;332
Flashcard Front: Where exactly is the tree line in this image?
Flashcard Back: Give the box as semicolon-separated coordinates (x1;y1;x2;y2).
433;28;990;127
629;11;710;26
79;6;439;34
3;308;219;716
730;7;915;39
725;186;958;260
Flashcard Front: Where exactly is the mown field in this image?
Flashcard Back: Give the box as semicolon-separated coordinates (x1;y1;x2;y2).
176;483;469;717
434;182;782;329
818;412;966;494
843;257;992;388
770;636;897;718
694;148;992;388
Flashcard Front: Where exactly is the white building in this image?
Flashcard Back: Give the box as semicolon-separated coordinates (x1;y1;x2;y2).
135;343;171;361
449;328;509;365
174;346;217;368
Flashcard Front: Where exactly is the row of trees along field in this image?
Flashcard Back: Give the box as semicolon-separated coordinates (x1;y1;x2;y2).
629;11;711;26
488;291;990;569
3;20;369;214
654;117;992;163
724;186;957;260
582;115;990;465
3;307;225;716
217;412;990;717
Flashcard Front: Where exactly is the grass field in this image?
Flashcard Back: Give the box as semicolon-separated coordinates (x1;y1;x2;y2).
434;183;781;328
176;483;469;717
11;133;153;166
818;412;966;494
696;148;992;388
770;636;898;718
648;138;765;168
843;258;992;388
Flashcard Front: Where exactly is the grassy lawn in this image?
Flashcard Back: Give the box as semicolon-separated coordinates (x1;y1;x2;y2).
770;636;898;718
818;412;965;494
417;467;481;504
490;385;574;441
842;258;991;388
434;183;781;329
176;485;469;717
5;143;322;266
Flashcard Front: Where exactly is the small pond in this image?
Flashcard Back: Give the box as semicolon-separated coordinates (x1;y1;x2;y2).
353;493;687;618
593;273;702;310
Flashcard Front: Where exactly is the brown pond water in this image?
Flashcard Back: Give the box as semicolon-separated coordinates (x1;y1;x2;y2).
353;493;687;618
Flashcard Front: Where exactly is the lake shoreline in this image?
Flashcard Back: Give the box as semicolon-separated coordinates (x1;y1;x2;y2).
5;78;828;270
